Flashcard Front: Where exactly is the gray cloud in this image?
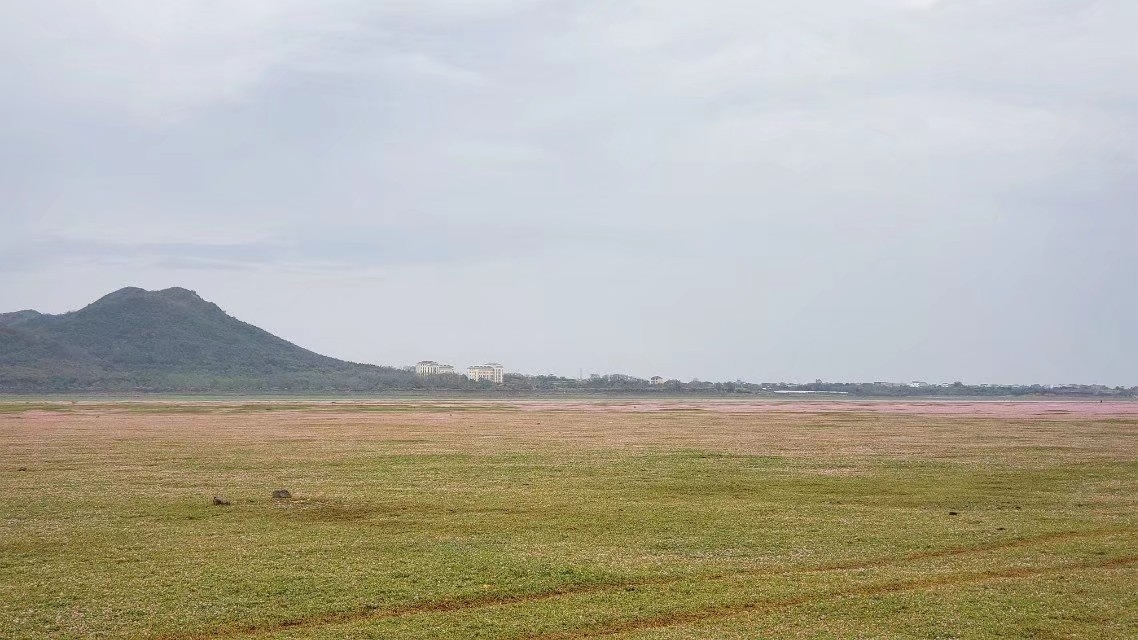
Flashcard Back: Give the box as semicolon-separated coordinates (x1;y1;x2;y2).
1;0;1134;384
0;223;576;272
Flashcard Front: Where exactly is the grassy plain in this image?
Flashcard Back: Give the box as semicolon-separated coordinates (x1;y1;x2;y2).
1;400;1136;639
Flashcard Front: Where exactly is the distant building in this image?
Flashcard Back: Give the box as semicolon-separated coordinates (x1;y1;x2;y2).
415;361;455;376
650;376;666;385
468;363;504;384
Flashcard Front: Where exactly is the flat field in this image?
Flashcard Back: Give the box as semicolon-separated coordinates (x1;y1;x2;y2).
1;400;1136;639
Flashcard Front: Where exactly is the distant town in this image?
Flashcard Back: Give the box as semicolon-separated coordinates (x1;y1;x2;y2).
411;361;505;384
412;361;668;387
406;361;1135;397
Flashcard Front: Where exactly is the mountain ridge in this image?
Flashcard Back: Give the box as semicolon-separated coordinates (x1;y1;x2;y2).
0;286;415;393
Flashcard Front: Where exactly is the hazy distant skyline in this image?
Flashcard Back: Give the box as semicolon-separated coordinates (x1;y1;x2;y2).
2;1;1135;385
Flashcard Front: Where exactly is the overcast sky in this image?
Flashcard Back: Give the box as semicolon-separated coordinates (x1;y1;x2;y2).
2;0;1135;385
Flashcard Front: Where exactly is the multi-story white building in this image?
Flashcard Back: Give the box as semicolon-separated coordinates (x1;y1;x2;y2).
650;376;666;385
415;361;455;376
467;363;504;384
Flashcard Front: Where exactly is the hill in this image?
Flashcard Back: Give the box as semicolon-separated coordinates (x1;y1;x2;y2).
0;287;417;393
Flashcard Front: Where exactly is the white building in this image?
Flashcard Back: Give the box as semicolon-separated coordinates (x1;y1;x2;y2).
415;361;455;376
650;376;666;385
467;363;504;384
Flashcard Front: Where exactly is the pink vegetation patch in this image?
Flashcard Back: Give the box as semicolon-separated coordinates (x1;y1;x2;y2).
513;400;1138;418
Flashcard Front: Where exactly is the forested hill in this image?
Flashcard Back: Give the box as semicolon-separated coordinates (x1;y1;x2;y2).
0;287;416;393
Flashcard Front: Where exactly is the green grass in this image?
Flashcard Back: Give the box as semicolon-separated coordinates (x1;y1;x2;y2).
0;402;75;414
0;400;517;415
0;404;1135;639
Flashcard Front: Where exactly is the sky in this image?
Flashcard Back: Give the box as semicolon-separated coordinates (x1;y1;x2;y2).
1;0;1135;385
